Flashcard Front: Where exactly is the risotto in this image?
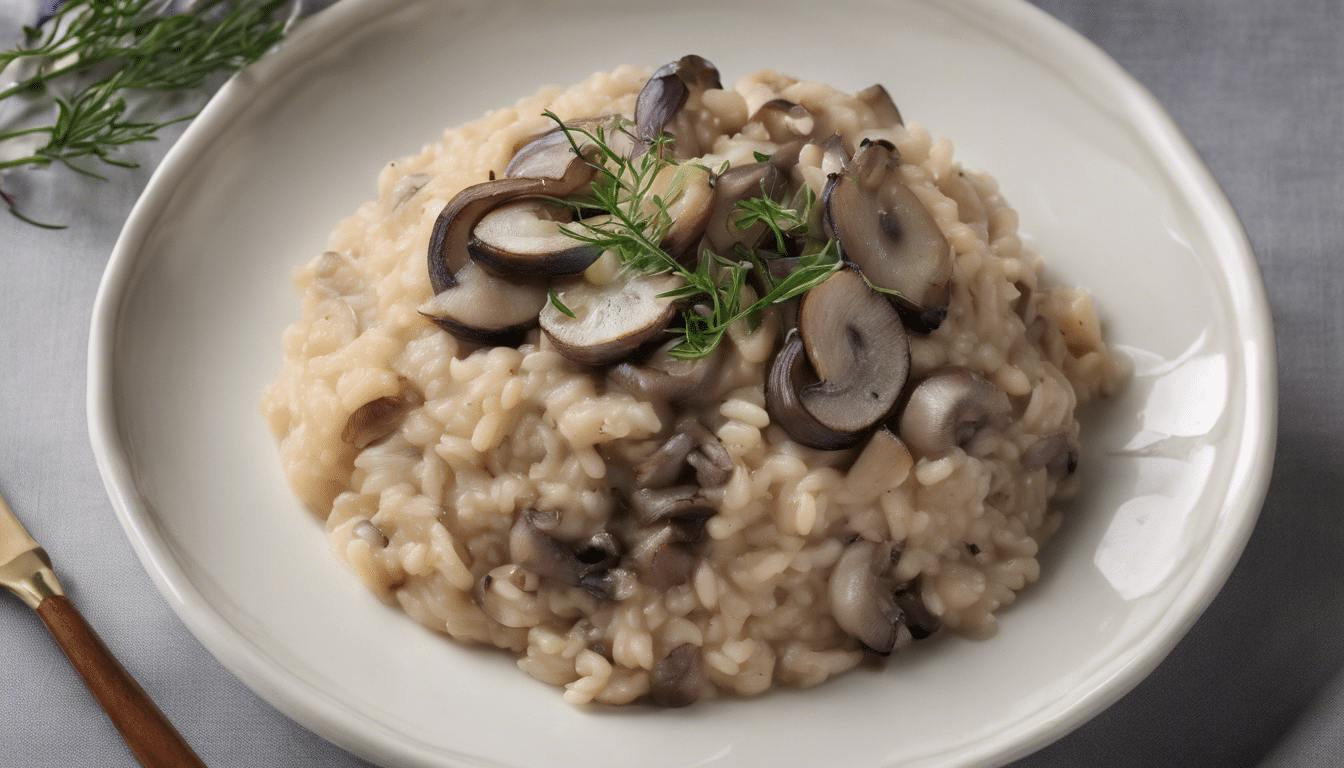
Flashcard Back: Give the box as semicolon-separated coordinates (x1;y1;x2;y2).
261;57;1125;707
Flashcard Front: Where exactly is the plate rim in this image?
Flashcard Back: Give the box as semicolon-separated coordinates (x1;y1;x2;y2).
85;0;1278;766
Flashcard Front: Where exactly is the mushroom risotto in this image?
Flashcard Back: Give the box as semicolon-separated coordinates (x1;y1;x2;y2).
262;57;1125;706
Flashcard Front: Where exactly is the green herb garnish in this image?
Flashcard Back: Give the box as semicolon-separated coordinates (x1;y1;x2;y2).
543;112;841;359
0;0;289;225
548;287;577;318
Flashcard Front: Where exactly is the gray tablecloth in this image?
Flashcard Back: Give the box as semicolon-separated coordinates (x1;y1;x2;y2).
1;1;1338;766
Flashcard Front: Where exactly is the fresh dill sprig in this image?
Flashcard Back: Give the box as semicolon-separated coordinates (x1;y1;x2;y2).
542;111;842;359
0;0;289;225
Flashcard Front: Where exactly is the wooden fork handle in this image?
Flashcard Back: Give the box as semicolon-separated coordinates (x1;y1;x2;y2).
35;594;206;768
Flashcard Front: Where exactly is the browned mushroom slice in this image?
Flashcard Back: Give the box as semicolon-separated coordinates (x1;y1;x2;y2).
649;643;704;707
468;199;604;277
508;510;619;599
819;133;849;178
646;163;716;264
505;115;629;179
627;486;717;528
701;161;787;255
539;274;682;366
425;156;596;345
635;430;697;489
678;418;733;488
1022;431;1079;479
765;330;857;450
767;269;909;448
608;338;722;405
419;260;548;346
746;99;816;143
634;55;722;158
634;418;733;490
855;83;904;126
650;542;698;590
897;368;1012;459
828;539;911;656
893;578;940;640
823;139;953;333
342;388;424;449
845;427;913;497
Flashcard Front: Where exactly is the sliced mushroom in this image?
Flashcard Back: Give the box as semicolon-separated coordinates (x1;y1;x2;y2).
1021;431;1079;479
701;161;787;255
608;338;722;405
855;83;904;126
650;542;698;590
678;419;733;488
471;564;546;629
419;260;548;346
505;115;630;179
649;643;703;707
635;430;697;489
342;388;423;449
746;99;816;143
823;139;953;332
765;269;909;450
765;330;856;450
508;510;618;599
893;578;940;640
897;368;1012;459
844;427;913;498
627;486;717;528
468;198;604;277
818;133;849;178
644;162;716;263
634;418;733;489
634;55;722;158
539;273;683;365
425;158;595;345
828;539;911;656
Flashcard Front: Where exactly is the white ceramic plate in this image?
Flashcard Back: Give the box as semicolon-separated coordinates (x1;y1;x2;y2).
87;0;1276;766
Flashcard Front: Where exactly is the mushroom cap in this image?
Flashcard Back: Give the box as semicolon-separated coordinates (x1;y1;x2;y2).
419;260;548;346
539;274;683;366
468;199;605;277
341;388;423;450
608;338;722;405
505;115;629;180
649;643;704;707
645;162;716;264
844;427;914;498
635;55;722;158
897;368;1012;459
765;329;862;450
746;99;817;143
507;510;620;600
855;83;904;126
1021;431;1079;479
828;539;911;656
424;158;596;345
627;485;717;527
796;268;909;433
702;161;787;255
823;139;953;332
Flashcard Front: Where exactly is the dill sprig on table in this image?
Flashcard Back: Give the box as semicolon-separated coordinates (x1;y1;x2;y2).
543;111;842;359
0;0;289;226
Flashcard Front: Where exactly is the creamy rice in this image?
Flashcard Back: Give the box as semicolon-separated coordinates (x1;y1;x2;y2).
262;63;1124;706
